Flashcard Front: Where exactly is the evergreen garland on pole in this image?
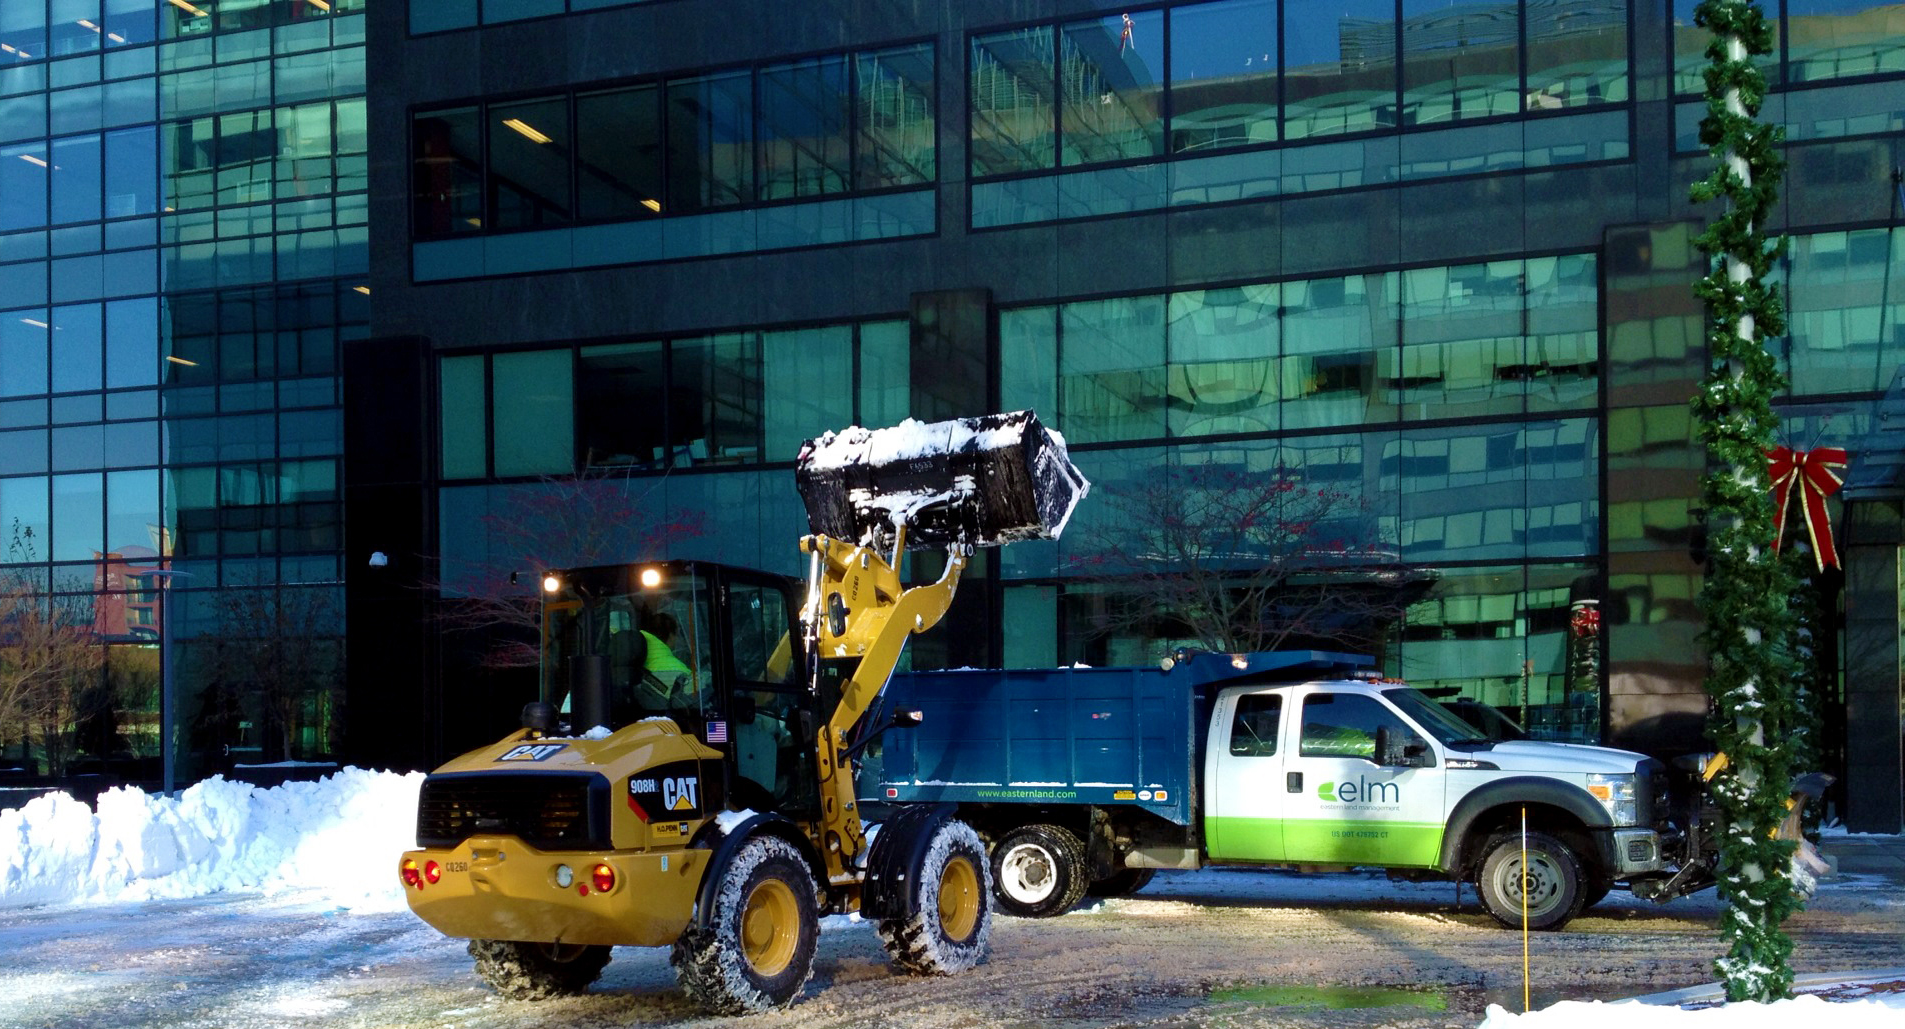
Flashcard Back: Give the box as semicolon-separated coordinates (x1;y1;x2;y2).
1689;0;1803;1003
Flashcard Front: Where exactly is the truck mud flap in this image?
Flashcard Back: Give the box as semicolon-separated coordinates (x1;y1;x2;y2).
795;410;1088;551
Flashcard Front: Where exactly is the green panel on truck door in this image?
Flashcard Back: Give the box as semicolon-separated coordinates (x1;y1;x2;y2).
1279;820;1445;868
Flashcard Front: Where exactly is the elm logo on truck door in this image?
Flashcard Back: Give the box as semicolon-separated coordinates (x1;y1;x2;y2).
1318;776;1402;805
627;761;704;823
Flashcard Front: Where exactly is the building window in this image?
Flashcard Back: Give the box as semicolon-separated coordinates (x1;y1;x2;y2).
576;84;661;221
412;41;935;240
1170;0;1279;152
1402;0;1521;125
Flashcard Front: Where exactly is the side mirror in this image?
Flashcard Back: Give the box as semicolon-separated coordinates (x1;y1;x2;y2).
890;709;924;729
1376;726;1429;767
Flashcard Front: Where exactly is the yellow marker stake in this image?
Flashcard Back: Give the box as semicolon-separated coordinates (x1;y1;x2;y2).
1521;806;1530;1013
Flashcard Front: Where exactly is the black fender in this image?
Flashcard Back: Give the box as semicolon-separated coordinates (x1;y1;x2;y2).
860;802;957;921
687;812;828;931
1438;777;1611;874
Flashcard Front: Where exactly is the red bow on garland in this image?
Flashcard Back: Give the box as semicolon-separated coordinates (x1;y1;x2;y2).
1765;445;1848;572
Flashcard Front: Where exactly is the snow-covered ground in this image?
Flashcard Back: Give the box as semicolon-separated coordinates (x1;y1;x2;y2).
1;769;1900;1028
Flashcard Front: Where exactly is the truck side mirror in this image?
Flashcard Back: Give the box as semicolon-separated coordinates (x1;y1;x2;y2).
1376;726;1428;767
891;709;924;729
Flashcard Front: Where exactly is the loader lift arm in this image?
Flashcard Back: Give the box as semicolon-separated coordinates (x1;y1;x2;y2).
801;530;968;883
789;410;1089;888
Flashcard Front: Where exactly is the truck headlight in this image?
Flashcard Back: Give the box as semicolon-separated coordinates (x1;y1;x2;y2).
1586;773;1639;825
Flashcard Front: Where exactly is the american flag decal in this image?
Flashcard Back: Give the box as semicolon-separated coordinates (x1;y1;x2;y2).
706;721;728;743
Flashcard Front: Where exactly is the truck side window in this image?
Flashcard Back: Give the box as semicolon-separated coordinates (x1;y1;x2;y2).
1299;693;1407;761
727;582;796;685
1229;694;1282;757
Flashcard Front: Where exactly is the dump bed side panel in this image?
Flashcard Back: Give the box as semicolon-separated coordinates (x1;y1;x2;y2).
867;666;1196;826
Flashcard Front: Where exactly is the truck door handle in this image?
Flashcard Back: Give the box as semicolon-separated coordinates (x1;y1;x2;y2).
1287;771;1302;793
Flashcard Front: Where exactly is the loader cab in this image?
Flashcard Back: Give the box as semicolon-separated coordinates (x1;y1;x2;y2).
539;560;819;816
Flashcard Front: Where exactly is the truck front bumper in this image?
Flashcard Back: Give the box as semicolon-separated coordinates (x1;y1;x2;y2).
400;837;707;948
1611;828;1666;877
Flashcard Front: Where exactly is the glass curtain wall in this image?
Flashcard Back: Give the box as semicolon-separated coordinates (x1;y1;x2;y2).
0;0;364;787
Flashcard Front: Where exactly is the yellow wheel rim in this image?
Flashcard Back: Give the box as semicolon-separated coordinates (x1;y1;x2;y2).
936;855;981;942
740;878;800;976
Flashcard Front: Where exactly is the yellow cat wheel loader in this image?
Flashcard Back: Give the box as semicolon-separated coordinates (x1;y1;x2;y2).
398;411;1088;1013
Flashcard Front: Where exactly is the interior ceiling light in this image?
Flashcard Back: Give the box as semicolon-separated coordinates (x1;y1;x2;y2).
502;118;553;144
1;42;27;57
20;318;49;329
166;0;210;17
640;198;662;212
108;33;124;43
78;19;101;32
166;355;198;366
19;154;47;168
353;286;370;295
307;0;332;10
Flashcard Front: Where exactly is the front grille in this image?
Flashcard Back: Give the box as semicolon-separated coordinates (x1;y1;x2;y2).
416;771;611;850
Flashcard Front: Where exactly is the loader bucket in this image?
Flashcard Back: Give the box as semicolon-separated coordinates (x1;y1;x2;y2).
795;411;1089;551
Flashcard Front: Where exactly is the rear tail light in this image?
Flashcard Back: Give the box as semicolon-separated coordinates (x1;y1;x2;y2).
400;859;422;889
424;860;442;884
592;863;616;894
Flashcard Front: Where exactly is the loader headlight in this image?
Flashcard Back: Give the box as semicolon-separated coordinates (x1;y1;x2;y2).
1586;773;1639;825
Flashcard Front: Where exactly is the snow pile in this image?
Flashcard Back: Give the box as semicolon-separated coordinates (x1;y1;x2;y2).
1481;992;1905;1029
0;767;423;913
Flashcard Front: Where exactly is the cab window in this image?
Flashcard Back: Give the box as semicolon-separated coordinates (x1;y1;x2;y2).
1229;694;1282;757
1299;693;1410;761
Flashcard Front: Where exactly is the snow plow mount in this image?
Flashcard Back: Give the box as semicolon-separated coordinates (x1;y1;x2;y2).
794;410;1089;553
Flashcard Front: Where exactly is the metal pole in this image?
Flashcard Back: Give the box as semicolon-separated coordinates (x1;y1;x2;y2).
148;569;191;796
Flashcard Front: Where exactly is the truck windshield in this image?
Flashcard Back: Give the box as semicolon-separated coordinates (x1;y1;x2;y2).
542;568;714;731
1381;687;1490;745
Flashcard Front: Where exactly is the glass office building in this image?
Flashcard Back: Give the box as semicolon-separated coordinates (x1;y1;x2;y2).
0;0;365;789
4;2;1901;830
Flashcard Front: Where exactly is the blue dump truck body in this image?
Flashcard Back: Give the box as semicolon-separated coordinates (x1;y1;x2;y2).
861;651;1372;827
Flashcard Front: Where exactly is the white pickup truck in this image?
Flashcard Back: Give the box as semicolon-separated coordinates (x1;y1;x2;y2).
867;651;1683;931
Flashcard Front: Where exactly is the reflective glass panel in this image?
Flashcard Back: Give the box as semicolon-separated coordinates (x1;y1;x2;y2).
762;325;852;461
759;55;849;201
1281;272;1396;428
488;95;571;230
49;133;103;226
855;42;934;189
1169;0;1278;153
104;124;157;217
412;106;482;237
1;141;49;231
51;471;103;561
858;319;909;428
1285;0;1397;139
1401;0;1520;125
491;349;573;477
0;474;50;555
576;85;661;221
1;310;49;397
576;342;664;470
1000;306;1057;415
1786;227;1905;395
1059;295;1166;444
1059;9;1164;166
1787;0;1905;81
1;3;47;61
669;334;762;465
666;71;752;213
50;302;101;393
970;26;1056;176
1396;260;1526;420
1525;0;1630;110
1165;283;1279;437
440;354;486;479
1525;253;1600;413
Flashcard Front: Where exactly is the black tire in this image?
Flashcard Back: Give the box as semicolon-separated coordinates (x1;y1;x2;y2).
878;819;992;975
467;939;611;1000
989;823;1089;918
1085;867;1156;898
1476;831;1585;931
671;835;819;1013
1580;877;1613;910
